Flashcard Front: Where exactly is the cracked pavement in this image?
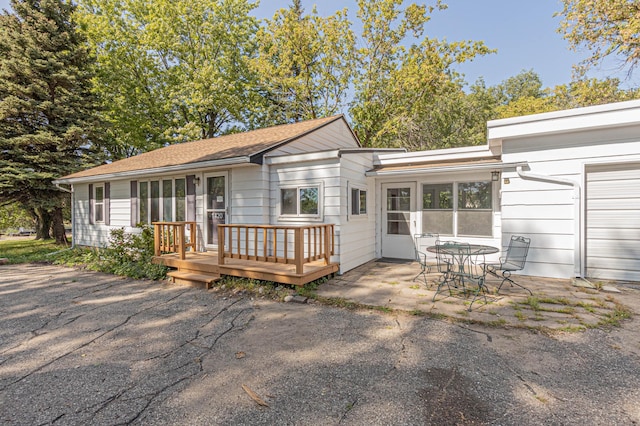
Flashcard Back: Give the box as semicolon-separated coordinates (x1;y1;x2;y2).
1;264;640;425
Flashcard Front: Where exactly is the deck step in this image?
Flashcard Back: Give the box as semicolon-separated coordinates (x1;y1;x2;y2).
167;270;221;289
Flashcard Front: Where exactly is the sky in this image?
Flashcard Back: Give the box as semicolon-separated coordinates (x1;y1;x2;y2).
0;0;635;89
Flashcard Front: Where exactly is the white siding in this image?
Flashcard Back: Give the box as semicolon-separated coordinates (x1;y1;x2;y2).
73;180;134;248
337;153;378;273
501;124;640;278
268;119;359;156
228;165;269;225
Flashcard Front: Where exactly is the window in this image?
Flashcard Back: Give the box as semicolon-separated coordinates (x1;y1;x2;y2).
162;180;173;221
138;178;188;224
458;181;492;237
175;178;186;222
421;181;493;237
139;182;149;224
422;183;453;235
351;187;367;216
94;185;105;223
280;185;320;217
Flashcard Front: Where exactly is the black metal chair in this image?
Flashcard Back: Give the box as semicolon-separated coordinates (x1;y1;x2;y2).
454;244;489;311
431;241;457;301
483;235;532;295
413;233;439;286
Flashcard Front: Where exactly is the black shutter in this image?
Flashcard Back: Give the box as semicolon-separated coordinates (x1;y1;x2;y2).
89;184;94;225
130;181;138;227
186;175;196;222
104;182;111;226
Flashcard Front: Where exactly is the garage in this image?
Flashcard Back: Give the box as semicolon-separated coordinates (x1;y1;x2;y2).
586;162;640;281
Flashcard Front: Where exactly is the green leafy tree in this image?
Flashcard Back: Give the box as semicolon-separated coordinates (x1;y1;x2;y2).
551;77;640;109
558;0;640;77
349;0;493;149
77;0;259;158
251;0;356;125
0;0;100;243
0;203;35;233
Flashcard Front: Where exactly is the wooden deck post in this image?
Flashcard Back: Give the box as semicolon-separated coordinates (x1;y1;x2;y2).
323;225;331;264
294;227;304;274
154;224;161;256
218;226;225;265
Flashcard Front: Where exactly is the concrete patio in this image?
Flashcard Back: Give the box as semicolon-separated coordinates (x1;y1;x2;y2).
316;259;640;331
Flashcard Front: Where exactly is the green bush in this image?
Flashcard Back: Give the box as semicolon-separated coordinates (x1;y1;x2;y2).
54;226;167;280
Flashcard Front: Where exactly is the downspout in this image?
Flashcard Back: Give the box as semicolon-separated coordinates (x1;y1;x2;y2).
516;166;582;277
55;183;75;249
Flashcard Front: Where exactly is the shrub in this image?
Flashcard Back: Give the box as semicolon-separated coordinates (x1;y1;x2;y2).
54;226;167;280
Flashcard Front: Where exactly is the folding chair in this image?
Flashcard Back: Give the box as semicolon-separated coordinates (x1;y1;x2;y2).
484;235;532;295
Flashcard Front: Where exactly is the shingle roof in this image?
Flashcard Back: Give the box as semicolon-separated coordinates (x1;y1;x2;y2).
59;115;344;181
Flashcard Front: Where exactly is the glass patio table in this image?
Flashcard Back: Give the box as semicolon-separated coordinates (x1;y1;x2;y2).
426;243;499;284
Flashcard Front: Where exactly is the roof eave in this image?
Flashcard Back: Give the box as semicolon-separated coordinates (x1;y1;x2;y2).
366;161;528;177
54;156;252;184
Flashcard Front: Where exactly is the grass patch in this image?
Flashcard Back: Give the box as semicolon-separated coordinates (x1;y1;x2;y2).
0;238;66;264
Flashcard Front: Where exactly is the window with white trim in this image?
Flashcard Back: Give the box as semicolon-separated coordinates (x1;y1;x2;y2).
280;185;320;218
351;187;367;216
94;185;105;223
422;180;493;237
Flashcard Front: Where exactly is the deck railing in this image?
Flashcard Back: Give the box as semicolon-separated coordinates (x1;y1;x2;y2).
153;221;197;260
218;224;335;274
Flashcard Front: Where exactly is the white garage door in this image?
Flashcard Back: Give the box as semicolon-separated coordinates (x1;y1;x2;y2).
586;163;640;281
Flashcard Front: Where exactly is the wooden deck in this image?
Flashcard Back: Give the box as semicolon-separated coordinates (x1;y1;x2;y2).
153;251;339;286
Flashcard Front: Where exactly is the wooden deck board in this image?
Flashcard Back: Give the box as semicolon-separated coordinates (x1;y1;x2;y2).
153;251;338;286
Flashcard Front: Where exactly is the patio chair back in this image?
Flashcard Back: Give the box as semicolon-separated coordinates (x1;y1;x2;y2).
414;233;439;262
434;240;455;275
503;235;531;270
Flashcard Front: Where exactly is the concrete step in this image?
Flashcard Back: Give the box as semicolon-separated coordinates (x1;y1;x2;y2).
167;270;221;289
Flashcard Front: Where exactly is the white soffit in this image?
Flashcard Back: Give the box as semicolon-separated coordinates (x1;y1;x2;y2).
487;99;640;142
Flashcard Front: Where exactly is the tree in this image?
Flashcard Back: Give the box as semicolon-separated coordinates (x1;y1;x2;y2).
77;0;259;158
250;0;356;125
349;0;493;149
551;77;640;109
558;0;640;77
0;0;100;243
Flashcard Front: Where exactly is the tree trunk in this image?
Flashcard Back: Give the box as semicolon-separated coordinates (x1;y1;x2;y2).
52;207;68;245
35;208;52;240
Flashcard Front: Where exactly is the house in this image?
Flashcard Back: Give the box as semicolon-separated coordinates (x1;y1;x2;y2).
53;115;404;285
54;100;640;285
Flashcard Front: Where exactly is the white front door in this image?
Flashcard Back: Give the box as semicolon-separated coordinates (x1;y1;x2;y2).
205;173;228;249
382;183;416;259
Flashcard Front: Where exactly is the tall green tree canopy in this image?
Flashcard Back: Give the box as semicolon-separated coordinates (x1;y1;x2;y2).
76;0;259;158
0;0;99;242
349;0;493;149
250;0;356;125
558;0;640;77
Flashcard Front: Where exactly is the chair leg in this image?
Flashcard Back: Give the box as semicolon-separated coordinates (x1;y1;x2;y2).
467;280;488;311
496;271;532;295
432;272;453;301
413;264;428;285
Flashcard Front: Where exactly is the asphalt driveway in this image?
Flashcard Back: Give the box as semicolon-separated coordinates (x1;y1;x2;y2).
1;264;640;425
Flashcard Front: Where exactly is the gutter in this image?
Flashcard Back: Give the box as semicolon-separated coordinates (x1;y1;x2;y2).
55;183;76;248
516;165;582;277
